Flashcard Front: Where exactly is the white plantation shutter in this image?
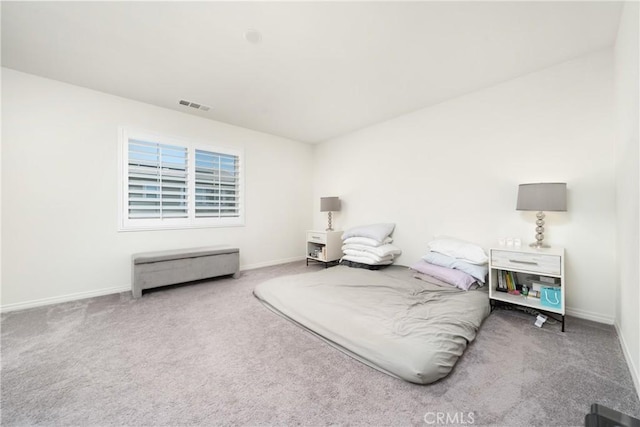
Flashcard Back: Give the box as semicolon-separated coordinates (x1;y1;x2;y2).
128;140;188;219
120;129;243;230
195;150;240;218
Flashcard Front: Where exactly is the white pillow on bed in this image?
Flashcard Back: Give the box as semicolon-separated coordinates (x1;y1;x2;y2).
342;223;395;243
343;249;393;263
342;243;402;258
427;237;488;265
343;236;393;247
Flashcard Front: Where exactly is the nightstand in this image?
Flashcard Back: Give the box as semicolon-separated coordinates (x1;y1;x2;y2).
306;230;343;267
488;246;565;331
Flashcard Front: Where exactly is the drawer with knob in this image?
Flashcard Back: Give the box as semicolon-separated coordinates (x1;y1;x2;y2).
491;250;561;275
306;232;327;244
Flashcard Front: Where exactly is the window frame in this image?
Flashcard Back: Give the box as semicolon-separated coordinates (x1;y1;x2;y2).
118;127;245;231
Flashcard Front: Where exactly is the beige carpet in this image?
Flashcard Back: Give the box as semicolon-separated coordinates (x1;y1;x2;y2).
2;261;639;426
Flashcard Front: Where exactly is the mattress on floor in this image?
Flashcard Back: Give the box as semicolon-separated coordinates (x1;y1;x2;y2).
253;265;490;384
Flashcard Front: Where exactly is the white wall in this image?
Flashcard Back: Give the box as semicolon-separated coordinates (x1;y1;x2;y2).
1;68;313;310
314;50;616;323
614;1;640;394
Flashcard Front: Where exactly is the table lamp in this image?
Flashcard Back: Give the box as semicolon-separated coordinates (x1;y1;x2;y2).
320;197;341;231
516;183;567;248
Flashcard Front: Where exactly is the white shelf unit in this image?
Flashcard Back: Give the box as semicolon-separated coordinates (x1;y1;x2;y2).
306;230;343;267
488;246;565;331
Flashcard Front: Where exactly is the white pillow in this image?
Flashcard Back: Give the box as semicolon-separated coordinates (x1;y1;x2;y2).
427;237;488;265
342;223;395;243
343;249;393;263
343;236;393;247
342;243;402;258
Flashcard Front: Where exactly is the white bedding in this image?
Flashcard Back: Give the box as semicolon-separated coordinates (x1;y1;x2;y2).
342;243;402;258
342;250;394;264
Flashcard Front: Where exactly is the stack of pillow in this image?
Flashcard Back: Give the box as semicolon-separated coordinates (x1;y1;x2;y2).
340;223;402;267
410;237;488;291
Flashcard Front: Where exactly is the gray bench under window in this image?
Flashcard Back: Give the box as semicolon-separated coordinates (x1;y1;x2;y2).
131;246;240;298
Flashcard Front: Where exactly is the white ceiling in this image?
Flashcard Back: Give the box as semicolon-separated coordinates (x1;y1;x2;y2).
1;1;623;143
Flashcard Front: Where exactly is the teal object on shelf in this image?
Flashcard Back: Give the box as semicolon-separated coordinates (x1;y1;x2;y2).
541;286;561;309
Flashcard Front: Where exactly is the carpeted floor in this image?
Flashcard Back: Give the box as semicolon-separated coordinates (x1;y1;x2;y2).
2;261;639;426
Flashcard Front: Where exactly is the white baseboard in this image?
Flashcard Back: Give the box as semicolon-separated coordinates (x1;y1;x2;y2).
615;321;640;399
1;285;131;313
0;257;306;313
565;306;615;324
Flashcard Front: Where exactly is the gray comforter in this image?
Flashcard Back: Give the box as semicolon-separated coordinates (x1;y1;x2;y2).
254;265;490;384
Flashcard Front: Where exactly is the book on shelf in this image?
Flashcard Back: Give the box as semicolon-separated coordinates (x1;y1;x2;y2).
510;271;518;290
505;271;516;291
497;270;510;292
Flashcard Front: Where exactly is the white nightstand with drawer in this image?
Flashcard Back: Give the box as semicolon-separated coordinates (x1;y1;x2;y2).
306;230;343;267
489;246;566;331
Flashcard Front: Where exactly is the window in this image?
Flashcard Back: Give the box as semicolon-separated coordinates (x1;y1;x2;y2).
119;129;243;230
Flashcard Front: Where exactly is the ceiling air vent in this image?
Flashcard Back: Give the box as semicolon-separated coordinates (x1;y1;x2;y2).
178;99;211;112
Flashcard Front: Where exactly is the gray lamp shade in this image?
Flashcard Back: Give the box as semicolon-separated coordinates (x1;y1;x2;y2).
320;197;341;212
516;183;567;212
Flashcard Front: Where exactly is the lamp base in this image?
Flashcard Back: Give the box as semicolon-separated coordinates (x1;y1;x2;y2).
530;211;548;249
325;211;333;232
